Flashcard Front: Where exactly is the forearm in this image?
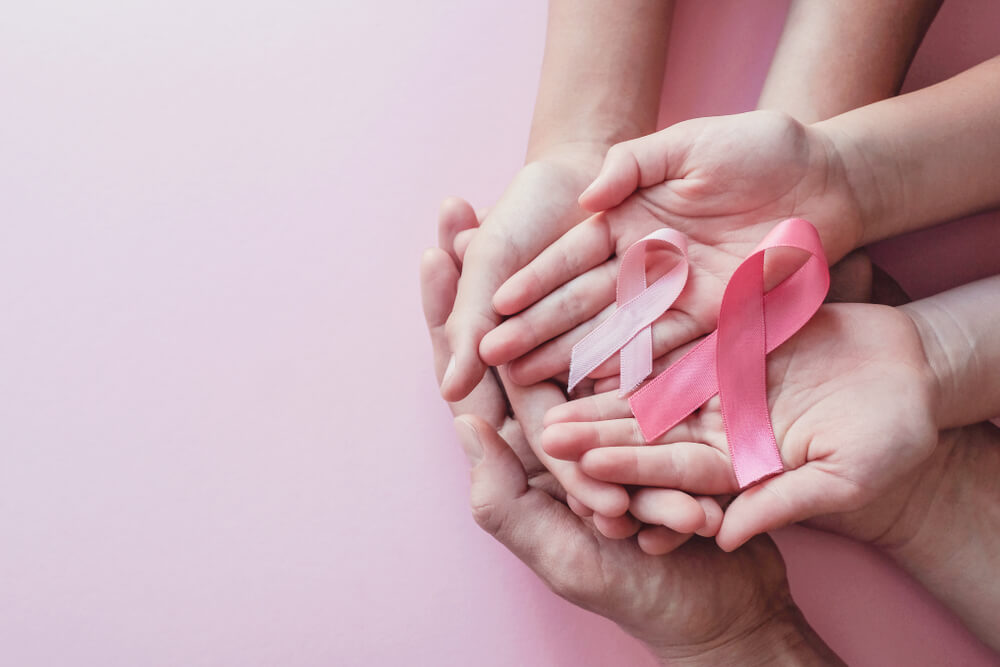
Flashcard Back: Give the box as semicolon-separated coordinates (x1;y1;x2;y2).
817;55;1000;245
655;605;844;666
760;0;941;123
882;422;1000;650
526;0;673;162
903;275;1000;429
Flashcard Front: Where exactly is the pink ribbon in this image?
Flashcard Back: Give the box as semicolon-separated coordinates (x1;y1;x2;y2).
568;228;689;396
628;218;829;488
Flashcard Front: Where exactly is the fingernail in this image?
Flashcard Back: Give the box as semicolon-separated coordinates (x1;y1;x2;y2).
454;418;483;467
442;355;457;388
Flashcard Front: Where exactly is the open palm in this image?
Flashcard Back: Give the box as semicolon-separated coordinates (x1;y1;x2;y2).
483;111;864;386
423;230;798;656
542;302;938;551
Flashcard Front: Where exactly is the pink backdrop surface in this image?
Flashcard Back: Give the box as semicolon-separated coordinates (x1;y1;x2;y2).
1;1;998;665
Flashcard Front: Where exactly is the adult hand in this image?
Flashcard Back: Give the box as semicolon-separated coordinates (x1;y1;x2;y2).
421;216;842;664
483;111;865;385
439;144;608;402
433;196;633;522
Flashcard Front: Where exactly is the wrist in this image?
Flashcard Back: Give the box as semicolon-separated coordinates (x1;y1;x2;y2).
651;605;843;666
812;115;906;248
904;276;1000;428
876;422;1000;647
525;139;611;175
899;302;954;429
800;122;866;263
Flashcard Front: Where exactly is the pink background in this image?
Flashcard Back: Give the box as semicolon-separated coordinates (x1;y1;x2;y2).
1;1;998;665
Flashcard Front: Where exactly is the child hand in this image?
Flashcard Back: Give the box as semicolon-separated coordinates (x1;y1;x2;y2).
481;111;864;385
540;302;939;551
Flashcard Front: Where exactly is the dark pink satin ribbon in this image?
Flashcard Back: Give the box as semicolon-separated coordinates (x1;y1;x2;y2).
628;218;829;488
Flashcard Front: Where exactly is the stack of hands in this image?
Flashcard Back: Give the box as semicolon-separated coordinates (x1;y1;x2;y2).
423;105;1000;664
422;4;1000;662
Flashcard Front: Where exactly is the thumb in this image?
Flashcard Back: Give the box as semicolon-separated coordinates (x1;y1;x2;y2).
437;196;479;267
455;415;573;555
454;415;530;535
578;130;678;212
716;466;849;552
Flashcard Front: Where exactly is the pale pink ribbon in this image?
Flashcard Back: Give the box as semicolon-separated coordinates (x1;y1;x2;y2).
628;218;830;488
567;228;689;396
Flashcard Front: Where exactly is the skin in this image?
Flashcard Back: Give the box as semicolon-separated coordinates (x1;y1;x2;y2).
427;202;1000;654
758;0;942;122
426;201;1000;660
426;3;1000;659
445;0;944;404
443;1;946;523
438;198;638;529
422;209;844;664
440;0;673;404
542;301;939;552
484;110;863;384
489;53;1000;385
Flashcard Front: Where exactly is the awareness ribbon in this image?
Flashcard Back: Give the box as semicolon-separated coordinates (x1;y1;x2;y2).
628;218;830;488
567;228;689;396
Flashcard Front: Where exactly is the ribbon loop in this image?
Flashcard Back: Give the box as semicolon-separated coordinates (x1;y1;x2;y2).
628;218;830;488
568;228;689;396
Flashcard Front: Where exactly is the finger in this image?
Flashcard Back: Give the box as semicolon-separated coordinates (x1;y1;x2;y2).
694;497;724;538
421;247;507;427
716;467;850;552
423;242;550;479
500;368;630;518
506;298;708;386
456;414;529;514
543;390;633;427
454;228;476;264
593;376;618;394
456;415;581;564
506;304;614;385
437;197;479;267
566;493;594;517
527;470;569;503
630;488;707;534
541;418;647;461
436;196;498;402
421;247;459;338
482;260;617;366
578;131;681;212
592;512;641;540
423;250;545;476
579;443;737;494
453;205;488;264
444;167;591;402
492;214;613;316
637;526;693;555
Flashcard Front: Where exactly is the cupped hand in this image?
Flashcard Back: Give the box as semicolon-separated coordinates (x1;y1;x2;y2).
542;302;939;552
431;197;633;522
422;219;815;662
439;143;610;402
482;111;865;386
